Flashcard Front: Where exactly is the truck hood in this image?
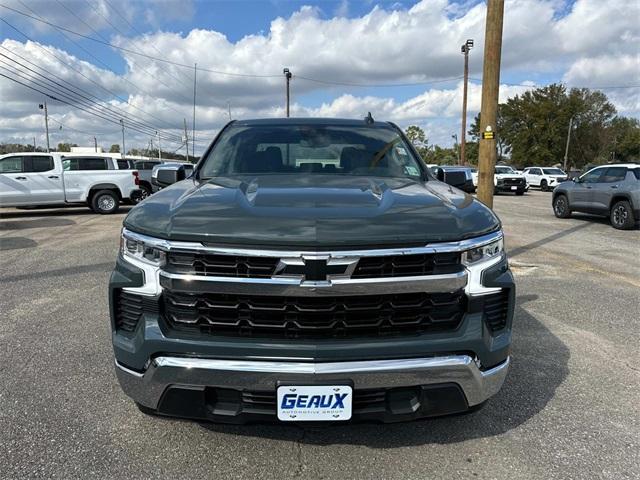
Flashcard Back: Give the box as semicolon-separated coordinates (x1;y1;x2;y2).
124;175;501;247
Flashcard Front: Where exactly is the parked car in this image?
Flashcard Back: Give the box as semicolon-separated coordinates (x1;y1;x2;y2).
434;165;476;193
523;167;568;191
494;165;527;195
150;162;194;192
552;164;640;229
110;117;514;423
470;167;478;187
0;152;140;214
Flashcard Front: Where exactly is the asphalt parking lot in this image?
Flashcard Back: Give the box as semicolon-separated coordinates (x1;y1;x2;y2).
1;190;639;480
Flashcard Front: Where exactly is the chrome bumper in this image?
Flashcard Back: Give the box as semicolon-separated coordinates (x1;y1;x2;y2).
115;354;510;410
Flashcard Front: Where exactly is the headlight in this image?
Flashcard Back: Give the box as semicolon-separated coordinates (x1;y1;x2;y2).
462;238;504;265
121;230;166;266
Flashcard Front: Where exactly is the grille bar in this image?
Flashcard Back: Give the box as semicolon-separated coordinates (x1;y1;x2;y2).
483;290;510;332
163;290;466;339
114;290;159;333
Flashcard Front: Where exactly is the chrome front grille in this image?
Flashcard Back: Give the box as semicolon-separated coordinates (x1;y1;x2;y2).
165;252;279;278
352;252;461;278
165;250;461;279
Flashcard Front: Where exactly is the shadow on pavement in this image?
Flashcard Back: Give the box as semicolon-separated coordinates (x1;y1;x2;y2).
0;261;115;282
509;221;594;258
0;217;77;230
199;294;570;447
0;236;38;251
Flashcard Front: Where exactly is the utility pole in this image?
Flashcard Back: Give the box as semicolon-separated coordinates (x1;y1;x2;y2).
183;118;190;161
120;119;125;159
227;101;232;121
192;63;197;160
39;101;50;152
94;136;97;152
476;0;505;208
563;115;574;171
33;137;36;150
156;131;162;161
460;39;474;165
283;68;292;117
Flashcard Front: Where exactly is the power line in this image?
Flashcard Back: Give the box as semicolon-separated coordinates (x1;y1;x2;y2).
98;0;194;84
14;1;194;119
0;17;187;136
294;74;465;88
48;116;119;136
0;4;281;78
0;51;184;143
5;4;637;92
57;0;193;105
0;69;185;143
468;78;640;90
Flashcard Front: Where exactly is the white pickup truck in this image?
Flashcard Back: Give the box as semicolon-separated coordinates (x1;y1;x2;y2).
0;152;140;214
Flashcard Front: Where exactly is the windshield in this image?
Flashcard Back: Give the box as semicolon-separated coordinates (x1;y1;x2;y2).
495;166;516;174
199;124;424;180
543;168;565;175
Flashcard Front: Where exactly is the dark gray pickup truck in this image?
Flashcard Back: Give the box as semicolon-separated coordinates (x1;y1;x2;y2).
109;118;514;423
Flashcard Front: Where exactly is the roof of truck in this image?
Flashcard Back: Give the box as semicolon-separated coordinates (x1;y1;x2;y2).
232;118;394;128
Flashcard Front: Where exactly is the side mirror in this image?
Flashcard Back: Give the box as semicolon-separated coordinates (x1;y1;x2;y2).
572;177;581;183
154;166;186;187
436;168;446;182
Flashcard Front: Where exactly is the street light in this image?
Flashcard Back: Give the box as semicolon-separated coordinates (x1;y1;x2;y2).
460;38;473;165
283;68;292;117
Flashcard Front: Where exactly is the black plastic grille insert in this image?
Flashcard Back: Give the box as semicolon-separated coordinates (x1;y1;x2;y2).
163;290;466;339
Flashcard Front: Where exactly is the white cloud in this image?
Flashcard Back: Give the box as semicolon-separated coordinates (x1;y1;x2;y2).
1;0;638;152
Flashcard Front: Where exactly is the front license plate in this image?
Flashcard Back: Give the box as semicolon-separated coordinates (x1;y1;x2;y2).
277;385;352;421
510;186;517;190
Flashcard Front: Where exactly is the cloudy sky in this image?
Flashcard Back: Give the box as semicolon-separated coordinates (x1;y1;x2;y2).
0;0;638;155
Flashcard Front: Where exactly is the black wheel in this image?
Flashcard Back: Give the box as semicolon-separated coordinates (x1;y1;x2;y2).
90;189;119;214
610;200;635;230
133;185;152;204
540;179;548;191
516;190;525;196
553;194;571;218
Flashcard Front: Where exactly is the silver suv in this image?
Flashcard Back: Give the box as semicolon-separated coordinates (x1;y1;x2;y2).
552;164;640;229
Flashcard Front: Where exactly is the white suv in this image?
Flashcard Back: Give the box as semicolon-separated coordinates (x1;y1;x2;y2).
523;167;568;191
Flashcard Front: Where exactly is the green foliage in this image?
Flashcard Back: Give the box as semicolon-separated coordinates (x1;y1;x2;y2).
469;105;510;161
109;144;120;153
476;84;620;169
0;143;45;155
608;117;640;162
404;125;430;160
405;125;426;144
56;142;77;152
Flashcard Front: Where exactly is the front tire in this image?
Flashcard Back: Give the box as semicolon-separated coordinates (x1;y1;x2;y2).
553;194;571;218
133;185;152;204
91;190;119;214
541;179;548;191
610;200;635;230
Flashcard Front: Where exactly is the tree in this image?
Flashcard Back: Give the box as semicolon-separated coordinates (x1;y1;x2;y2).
608;117;640;162
404;125;429;160
109;144;120;153
405;125;426;144
469;105;510;162
0;143;45;154
56;142;77;152
495;84;616;169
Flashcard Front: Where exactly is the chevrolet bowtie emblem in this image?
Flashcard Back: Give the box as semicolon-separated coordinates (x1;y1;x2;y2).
273;256;359;282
